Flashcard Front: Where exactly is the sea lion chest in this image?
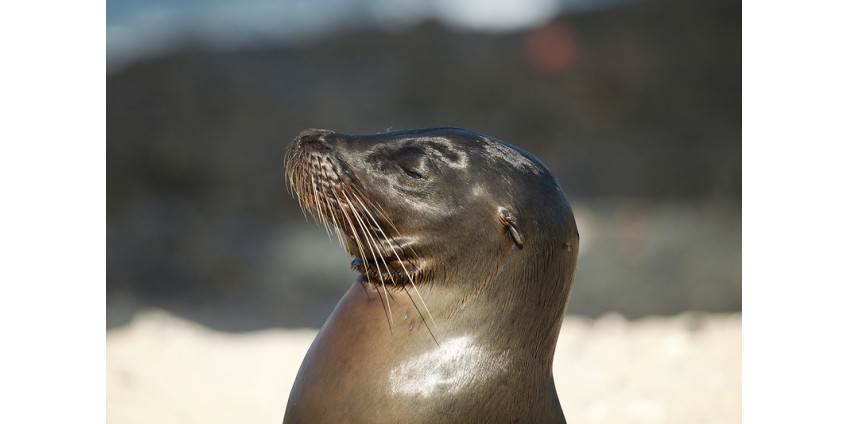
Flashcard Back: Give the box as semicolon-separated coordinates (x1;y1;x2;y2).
284;285;520;423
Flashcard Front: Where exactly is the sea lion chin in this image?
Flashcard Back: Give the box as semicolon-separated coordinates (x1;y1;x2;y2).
283;127;579;424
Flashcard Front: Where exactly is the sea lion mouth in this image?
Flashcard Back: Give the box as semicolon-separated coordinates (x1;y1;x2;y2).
285;132;420;289
350;255;420;287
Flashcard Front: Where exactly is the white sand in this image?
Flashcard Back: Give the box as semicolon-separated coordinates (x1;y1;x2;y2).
106;310;740;424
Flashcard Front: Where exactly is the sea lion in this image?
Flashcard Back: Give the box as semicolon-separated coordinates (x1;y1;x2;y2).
282;127;579;423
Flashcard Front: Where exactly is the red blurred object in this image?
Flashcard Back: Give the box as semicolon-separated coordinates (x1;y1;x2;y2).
524;22;578;76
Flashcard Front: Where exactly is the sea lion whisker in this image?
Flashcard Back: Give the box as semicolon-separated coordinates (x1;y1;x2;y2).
356;205;397;326
323;188;348;249
310;166;345;248
350;185;397;232
382;236;439;333
283;150;295;194
349;187;425;271
310;171;340;245
373;279;394;334
346;191;435;332
329;188;371;276
339;189;395;327
402;286;440;347
361;206;402;305
347;190;411;308
290;160;311;223
329;188;393;329
319;183;380;297
346;191;397;267
284;156;301;209
314;184;335;242
347;190;397;243
345;193;397;307
347;189;424;271
304;171;322;222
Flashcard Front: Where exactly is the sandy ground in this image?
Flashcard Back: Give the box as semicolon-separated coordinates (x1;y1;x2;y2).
106;310;740;424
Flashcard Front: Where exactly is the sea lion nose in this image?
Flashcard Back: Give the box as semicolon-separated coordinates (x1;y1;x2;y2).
295;128;336;147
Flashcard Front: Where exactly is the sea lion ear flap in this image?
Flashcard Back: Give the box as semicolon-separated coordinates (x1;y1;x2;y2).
498;207;524;249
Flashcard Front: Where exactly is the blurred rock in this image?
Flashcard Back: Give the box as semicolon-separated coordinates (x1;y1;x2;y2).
107;0;740;329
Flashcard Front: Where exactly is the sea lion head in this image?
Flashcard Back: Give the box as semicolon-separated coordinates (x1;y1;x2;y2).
285;127;578;324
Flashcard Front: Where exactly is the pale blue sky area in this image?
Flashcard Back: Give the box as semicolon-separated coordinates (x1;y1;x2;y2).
107;0;635;72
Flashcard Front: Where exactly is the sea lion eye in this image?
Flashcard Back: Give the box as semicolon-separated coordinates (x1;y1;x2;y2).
400;166;425;180
392;146;429;181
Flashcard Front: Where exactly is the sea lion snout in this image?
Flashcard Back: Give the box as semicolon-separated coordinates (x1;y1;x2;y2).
293;128;337;149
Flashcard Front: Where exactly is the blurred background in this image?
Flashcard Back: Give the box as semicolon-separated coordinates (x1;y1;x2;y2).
106;0;741;422
107;0;740;331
